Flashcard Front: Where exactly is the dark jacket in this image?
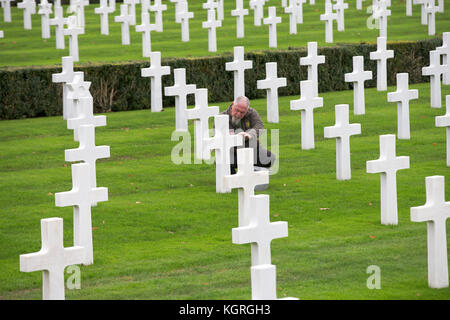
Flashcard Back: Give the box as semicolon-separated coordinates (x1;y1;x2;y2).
220;104;265;142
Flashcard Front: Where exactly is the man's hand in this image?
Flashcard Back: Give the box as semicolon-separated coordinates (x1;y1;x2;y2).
238;131;252;140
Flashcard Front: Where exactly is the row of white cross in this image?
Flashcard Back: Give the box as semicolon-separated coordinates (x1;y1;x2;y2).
19;56;110;299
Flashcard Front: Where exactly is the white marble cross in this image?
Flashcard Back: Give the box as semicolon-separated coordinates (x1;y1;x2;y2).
436;32;450;85
203;0;218;11
175;0;193;42
414;0;428;25
435;96;450;166
320;1;337;43
202;8;221;52
65;72;92;125
370;37;393;91
19;218;85;300
356;0;365;10
223;148;270;227
94;0;114;35
136;12;158;58
410;176;450;289
141;51;171;112
225;46;253;100
186;88;219;160
170;0;185;23
344;56;372;115
290;80;323;150
263;6;281;48
164;68;197;132
300;41;325;97
66;96;107;141
233;194;287;266
285;0;298;34
124;0;138;25
38;0;52;39
422;50;444;108
17;0;36;30
68;0;89;29
324;104;361;180
114;4;133;45
406;0;413;15
231;0;248;38
425;0;438;35
63;15;83;62
50;5;67;49
204;115;244;193
149;0;167;32
52;56;75;120
217;0;224;20
55;163;108;266
257;62;287;124
387;73;418;139
294;0;306;24
65;124;110;192
366;134;410;225
1;0;13;22
333;0;348;31
249;0;266;26
372;0;390;37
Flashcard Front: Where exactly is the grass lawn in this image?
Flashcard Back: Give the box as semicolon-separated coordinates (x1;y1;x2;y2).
0;0;449;67
0;80;449;300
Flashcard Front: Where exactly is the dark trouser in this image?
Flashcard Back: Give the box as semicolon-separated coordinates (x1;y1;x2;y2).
230;141;276;174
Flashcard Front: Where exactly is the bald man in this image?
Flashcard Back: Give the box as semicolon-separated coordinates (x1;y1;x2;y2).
220;96;276;174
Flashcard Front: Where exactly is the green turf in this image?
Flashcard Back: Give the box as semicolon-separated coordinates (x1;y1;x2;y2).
0;81;449;299
0;0;449;68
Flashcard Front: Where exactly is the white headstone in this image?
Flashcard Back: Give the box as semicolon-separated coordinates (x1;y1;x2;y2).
65;124;110;191
66;96;107;141
1;0;13;22
406;0;412;15
223;148;269;227
294;0;306;24
202;8;221;52
141;51;171;112
231;0;248;38
217;0;224;20
333;0;348;31
203;0;218;11
290;80;323;150
19;218;85;300
410;176;450;289
17;0;36;30
257;62;287;123
164;68;197;132
249;0;266;26
175;0;193;42
372;0;390;37
49;5;67;49
204;115;244;193
324;104;361;180
320;2;337;43
68;0;89;29
370;37;394;91
38;0;52;39
55;163;108;266
300;41;325;97
123;0;138;25
425;0;438;35
136;12;157;58
186;88;219;160
233;194;288;265
114;4;132;45
149;0;167;32
251;264;277;300
422;50;444;108
285;0;298;34
366;134;410;225
344;56;372;115
387;73;418;139
0;30;3;38
170;0;185;23
357;0;365;10
435;96;450;166
94;0;114;35
436;32;450;85
52;56;75;120
263;6;281;48
225;46;253;100
63;15;83;62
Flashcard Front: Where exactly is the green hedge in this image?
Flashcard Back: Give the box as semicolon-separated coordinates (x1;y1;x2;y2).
0;38;442;120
